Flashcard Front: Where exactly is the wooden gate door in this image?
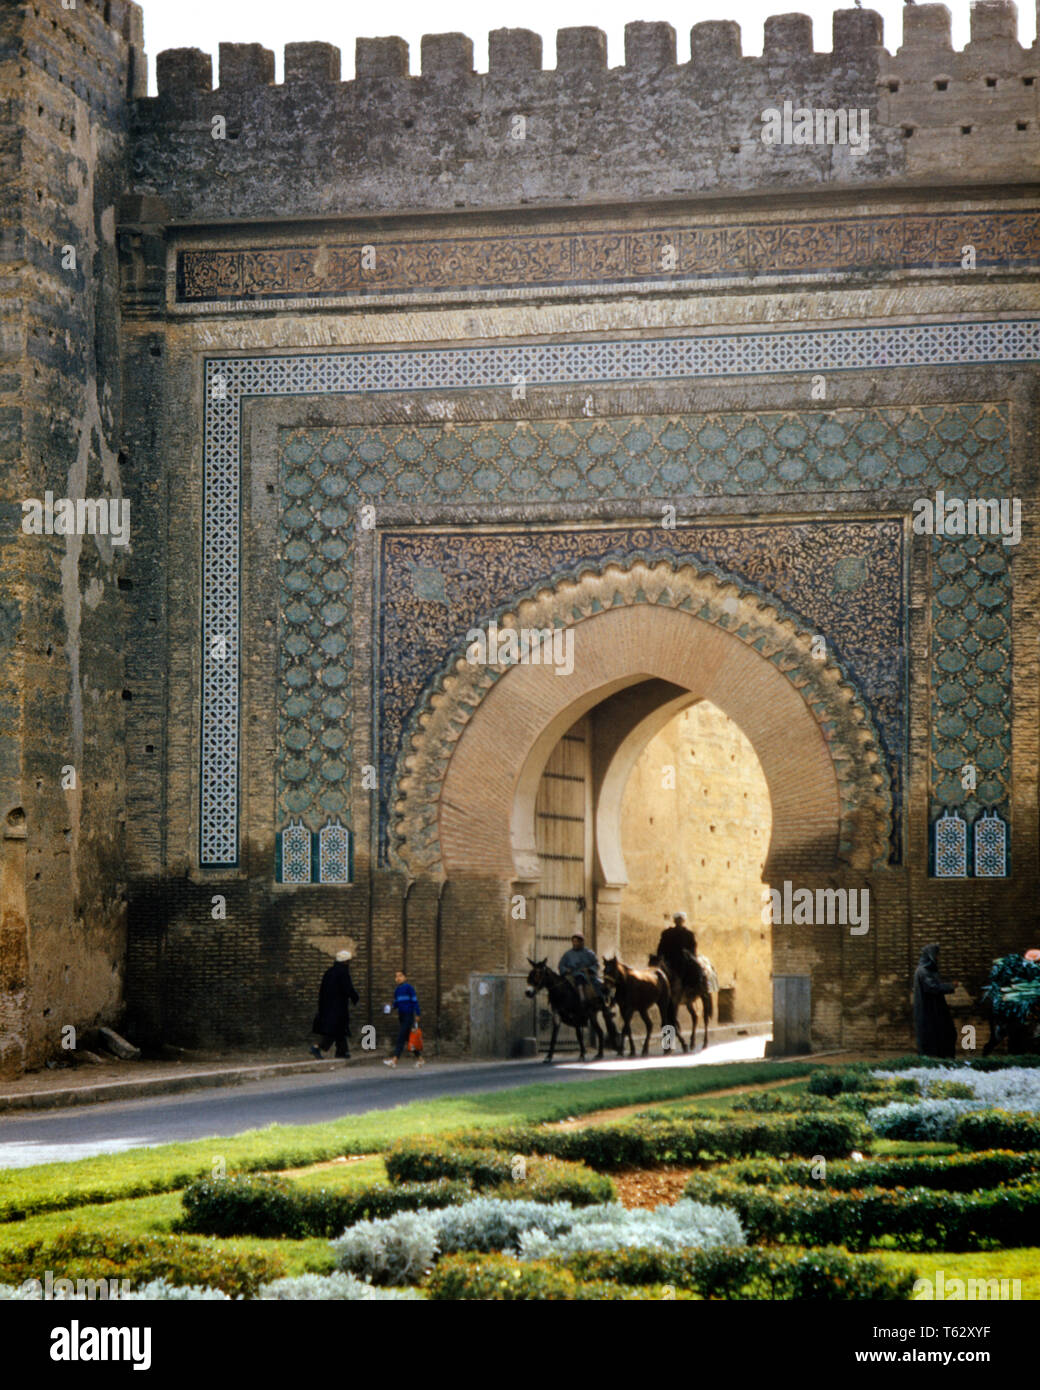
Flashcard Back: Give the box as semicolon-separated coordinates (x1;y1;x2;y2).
533;717;593;1048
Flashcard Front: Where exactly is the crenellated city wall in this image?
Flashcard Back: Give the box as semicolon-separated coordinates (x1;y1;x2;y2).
128;3;1038;224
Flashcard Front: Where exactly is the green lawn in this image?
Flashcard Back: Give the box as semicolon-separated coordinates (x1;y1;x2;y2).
0;1060;815;1222
0;1156;389;1255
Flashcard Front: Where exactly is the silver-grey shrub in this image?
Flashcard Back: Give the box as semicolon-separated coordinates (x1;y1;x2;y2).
121;1279;231;1301
331;1195;745;1283
434;1197;577;1254
331;1209;440;1284
258;1272;422;1300
867;1099;980;1140
517;1198;744;1259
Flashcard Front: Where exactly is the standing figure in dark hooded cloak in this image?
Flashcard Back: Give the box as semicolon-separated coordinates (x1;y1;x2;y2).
310;949;360;1060
913;943;958;1058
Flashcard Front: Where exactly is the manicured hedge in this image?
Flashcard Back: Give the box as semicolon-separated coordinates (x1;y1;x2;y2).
448;1114;867;1168
386;1141;514;1188
562;1245;915;1300
703;1150;1039;1193
178;1173;470;1239
808;1069;920;1099
424;1253;668;1301
682;1173;1040;1251
953;1110;1040;1151
0;1229;281;1299
733;1087;913;1116
179;1158;613;1240
384;1140;614;1203
425;1246;912;1300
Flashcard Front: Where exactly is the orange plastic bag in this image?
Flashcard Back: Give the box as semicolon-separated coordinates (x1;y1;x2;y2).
408;1024;423;1052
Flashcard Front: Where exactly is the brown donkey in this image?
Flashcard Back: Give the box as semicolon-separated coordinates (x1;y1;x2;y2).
602;956;675;1056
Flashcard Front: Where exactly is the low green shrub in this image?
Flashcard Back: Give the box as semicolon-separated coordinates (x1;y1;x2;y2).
733;1086;911;1116
562;1245;914;1300
703;1150;1039;1193
446;1113;866;1168
424;1253;655;1300
925;1080;977;1100
384;1140;613;1204
385;1141;513;1189
953;1110;1040;1150
178;1173;470;1239
0;1229;280;1299
502;1159;615;1207
682;1174;1040;1251
425;1246;911;1300
808;1068;918;1098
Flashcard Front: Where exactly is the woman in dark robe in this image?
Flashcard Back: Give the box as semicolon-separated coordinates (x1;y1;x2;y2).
913;943;957;1058
310;949;360;1059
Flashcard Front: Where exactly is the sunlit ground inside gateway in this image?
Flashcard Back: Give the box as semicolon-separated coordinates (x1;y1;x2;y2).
620;700;773;1028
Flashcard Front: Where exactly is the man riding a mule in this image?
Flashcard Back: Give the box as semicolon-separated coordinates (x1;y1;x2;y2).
558;932;608;1010
656;911;701;990
651;910;718;1051
526;943;620;1062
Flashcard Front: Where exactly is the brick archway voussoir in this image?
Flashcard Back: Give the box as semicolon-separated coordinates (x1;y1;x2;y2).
392;560;892;880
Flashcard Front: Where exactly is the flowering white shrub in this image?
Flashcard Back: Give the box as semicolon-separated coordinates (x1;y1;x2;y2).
257;1273;422;1300
121;1280;231;1301
331;1209;440;1284
866;1099;979;1140
873;1067;1040;1113
517;1198;744;1259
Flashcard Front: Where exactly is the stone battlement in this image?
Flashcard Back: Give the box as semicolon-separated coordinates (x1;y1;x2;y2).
129;3;1038;225
150;4;1033;91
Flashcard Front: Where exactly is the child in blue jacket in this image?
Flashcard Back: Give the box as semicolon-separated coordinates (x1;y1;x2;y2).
383;970;424;1068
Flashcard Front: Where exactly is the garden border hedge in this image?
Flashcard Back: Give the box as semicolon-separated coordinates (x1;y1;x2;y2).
682;1173;1040;1251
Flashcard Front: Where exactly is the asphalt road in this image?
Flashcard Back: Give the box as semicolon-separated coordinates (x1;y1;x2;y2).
0;1036;766;1168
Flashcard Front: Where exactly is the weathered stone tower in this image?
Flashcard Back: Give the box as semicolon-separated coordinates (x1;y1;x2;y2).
1;0;144;1075
2;0;1038;1073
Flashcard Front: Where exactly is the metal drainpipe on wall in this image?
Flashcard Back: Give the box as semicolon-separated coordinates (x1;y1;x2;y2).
435;878;447;1053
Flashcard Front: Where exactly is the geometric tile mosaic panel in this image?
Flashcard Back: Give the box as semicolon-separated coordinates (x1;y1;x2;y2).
277;818;312;884
929;535;1012;838
934;809;968;878
200;320;1034;866
318;819;352;884
277;399;1017;873
974;810;1008;878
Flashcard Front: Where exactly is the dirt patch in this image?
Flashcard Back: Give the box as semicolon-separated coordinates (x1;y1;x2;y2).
613;1167;699;1209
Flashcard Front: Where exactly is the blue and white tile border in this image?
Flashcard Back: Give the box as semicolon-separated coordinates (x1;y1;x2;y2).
200;320;1040;867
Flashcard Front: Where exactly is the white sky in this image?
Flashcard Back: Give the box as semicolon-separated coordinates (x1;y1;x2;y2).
138;0;1036;93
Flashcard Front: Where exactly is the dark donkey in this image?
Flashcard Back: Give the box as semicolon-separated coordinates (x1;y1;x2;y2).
649;950;719;1052
525;958;621;1063
602;956;674;1056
